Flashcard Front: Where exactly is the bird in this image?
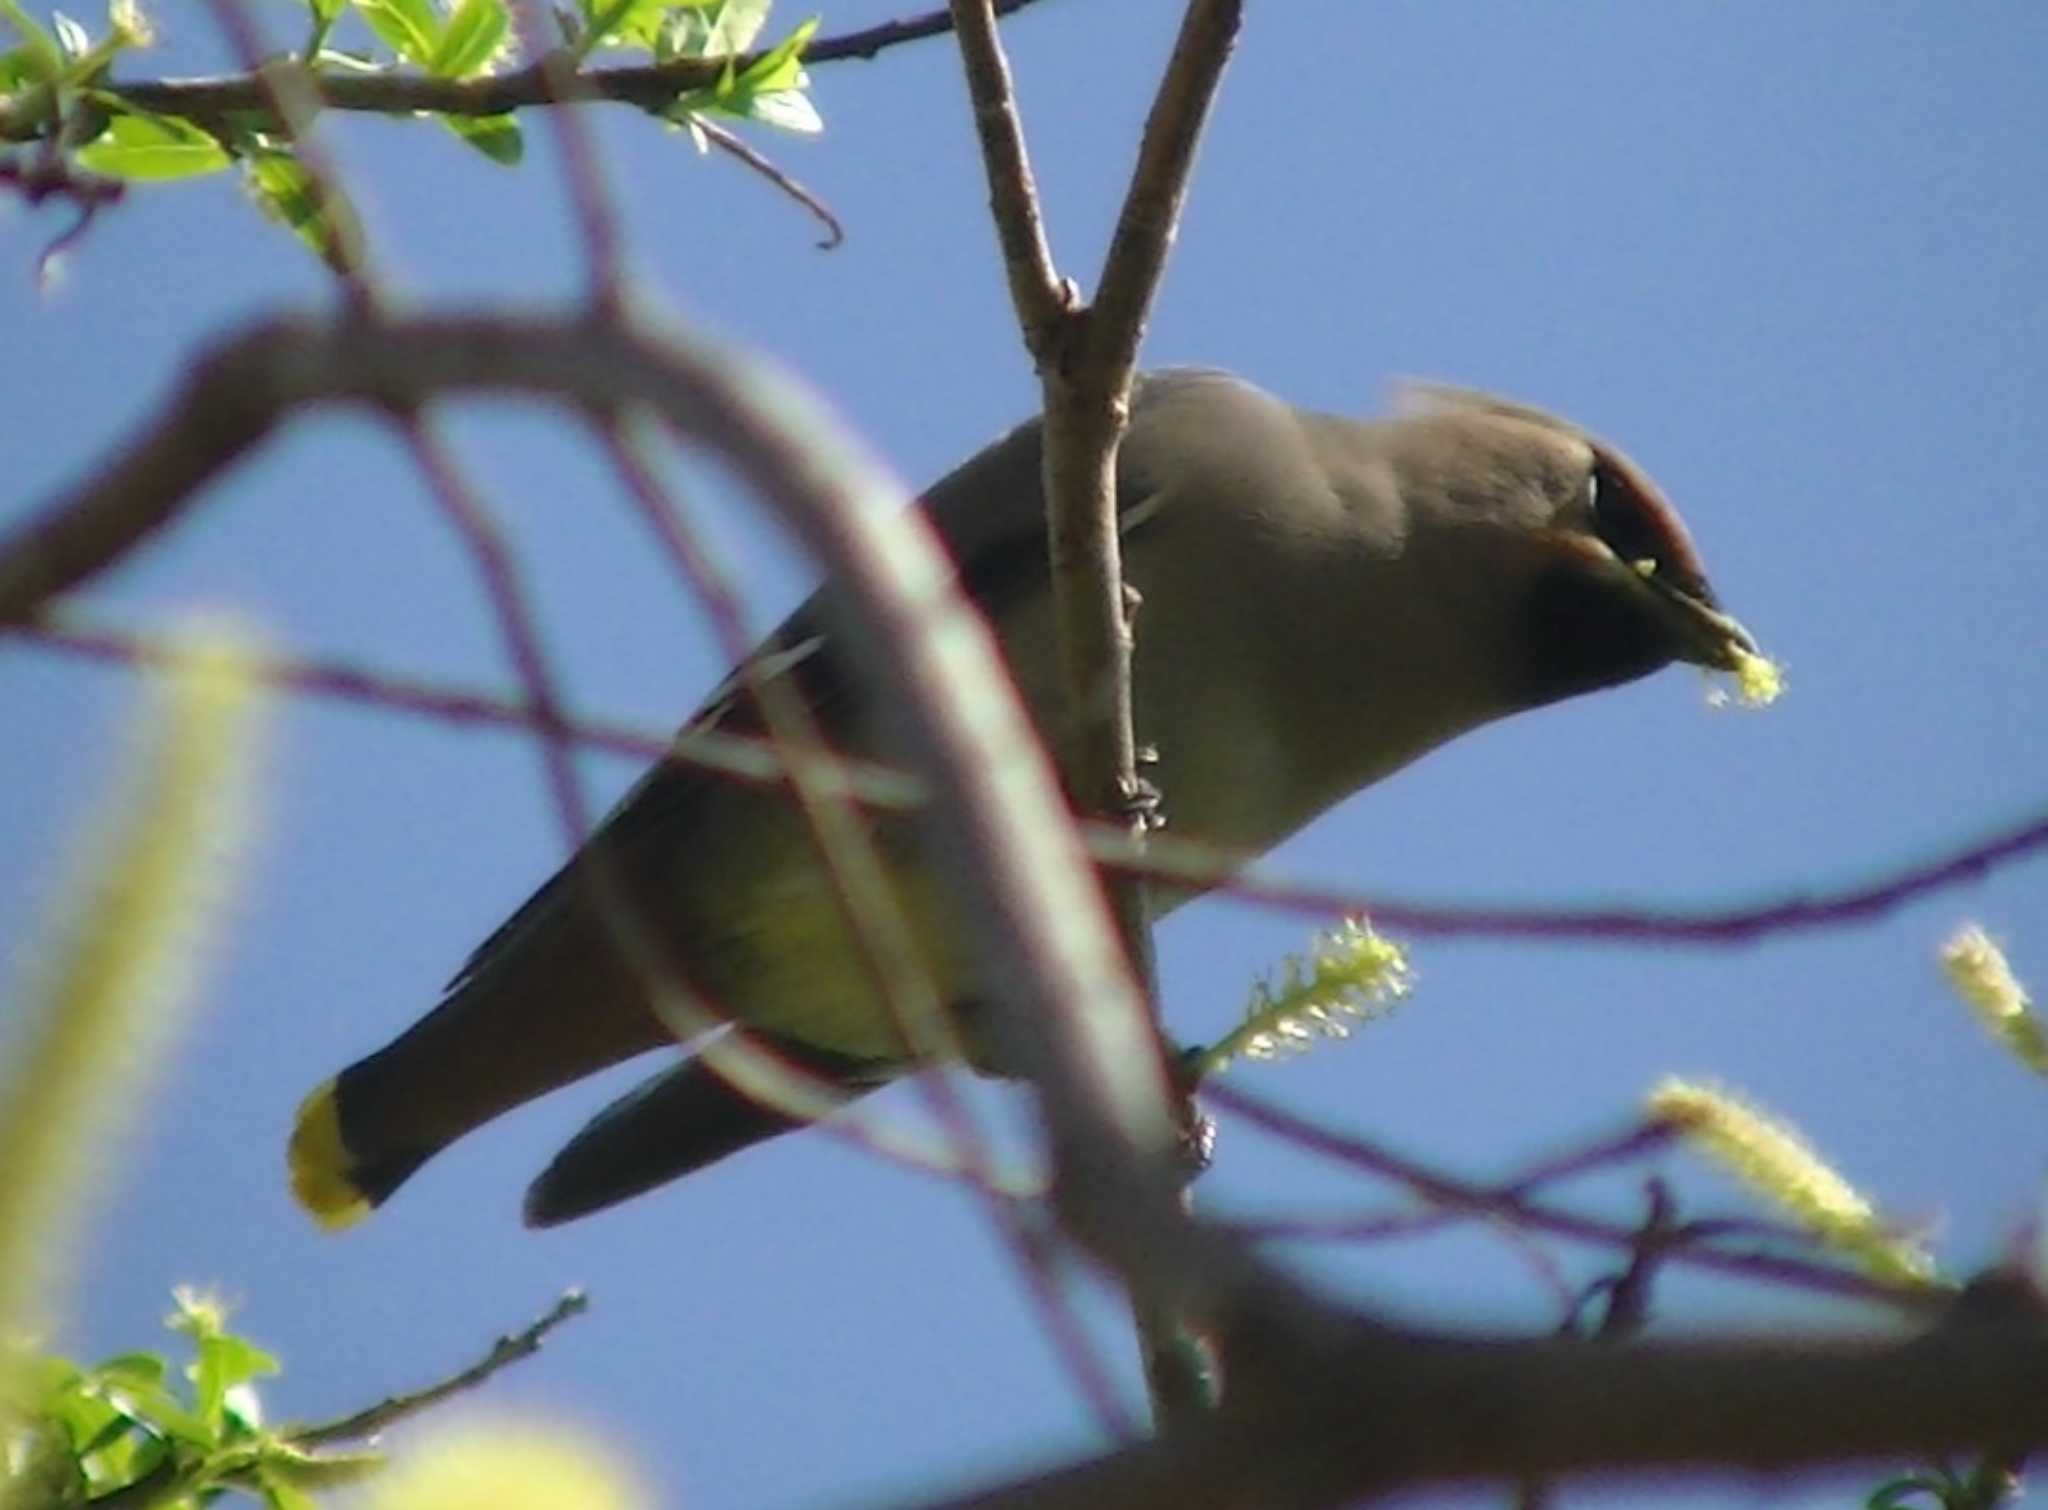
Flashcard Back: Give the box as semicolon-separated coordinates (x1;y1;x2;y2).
289;371;1761;1230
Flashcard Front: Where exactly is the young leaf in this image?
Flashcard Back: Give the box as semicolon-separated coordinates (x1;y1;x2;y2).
242;149;354;266
50;9;89;60
735;14;814;92
0;43;55;93
578;0;673;54
701;0;770;55
440;110;523;163
354;0;440;65
74;111;231;180
191;1329;279;1429
95;1377;213;1446
0;0;64;78
429;0;507;76
88;1352;168;1387
746;87;818;134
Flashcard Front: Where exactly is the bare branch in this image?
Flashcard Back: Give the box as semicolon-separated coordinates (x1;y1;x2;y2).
920;1292;2048;1509
947;0;1243;1426
1087;0;1240;383
290;1290;589;1447
691;114;845;249
13;627;2039;956
1190;812;2048;944
395;413;592;846
507;0;628;310
13;616;927;803
947;0;1068;349
1207;1082;1933;1313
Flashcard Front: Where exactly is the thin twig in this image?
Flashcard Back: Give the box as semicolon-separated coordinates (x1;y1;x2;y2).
395;413;591;848
290;1290;590;1446
597;421;1132;1431
948;1;1066;344
692;115;843;249
200;0;376;301
9;623;2045;955
1193;819;2048;944
1206;1081;1939;1313
15;615;924;802
1085;0;1240;386
508;0;628;311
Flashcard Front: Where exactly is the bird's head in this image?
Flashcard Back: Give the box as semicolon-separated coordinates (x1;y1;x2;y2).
1387;384;1760;711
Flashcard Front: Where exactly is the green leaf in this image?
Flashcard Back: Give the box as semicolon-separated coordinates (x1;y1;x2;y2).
7;1350;85;1410
91;1352;170;1387
257;1465;325;1510
738;13;814;89
701;0;769;55
0;43;54;93
354;0;440;64
74;111;231;180
191;1330;278;1429
578;0;675;53
242;149;354;266
72;1401;142;1457
429;0;507;75
309;0;348;22
0;0;63;93
97;1379;213;1446
745;86;818;134
440;109;523;163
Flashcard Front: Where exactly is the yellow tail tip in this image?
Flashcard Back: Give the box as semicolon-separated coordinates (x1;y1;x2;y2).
289;1078;371;1232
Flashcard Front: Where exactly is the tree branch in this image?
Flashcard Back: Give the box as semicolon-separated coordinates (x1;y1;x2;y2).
13;625;2040;953
947;0;1242;1426
922;1292;2048;1509
290;1289;589;1447
0;0;1061;137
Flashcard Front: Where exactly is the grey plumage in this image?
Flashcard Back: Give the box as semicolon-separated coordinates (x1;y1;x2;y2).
289;371;1756;1228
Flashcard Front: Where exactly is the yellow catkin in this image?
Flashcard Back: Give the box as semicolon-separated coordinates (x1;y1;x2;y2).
1200;919;1412;1075
1942;924;2048;1075
362;1421;647;1510
0;632;266;1331
1648;1078;1931;1286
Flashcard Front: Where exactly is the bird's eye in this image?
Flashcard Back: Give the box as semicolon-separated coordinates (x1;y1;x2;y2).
1585;458;1666;577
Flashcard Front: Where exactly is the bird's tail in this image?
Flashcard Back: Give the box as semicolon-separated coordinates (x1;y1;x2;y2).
523;1037;893;1227
288;949;673;1229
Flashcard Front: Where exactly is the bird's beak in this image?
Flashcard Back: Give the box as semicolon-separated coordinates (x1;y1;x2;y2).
1552;529;1761;673
1632;563;1760;672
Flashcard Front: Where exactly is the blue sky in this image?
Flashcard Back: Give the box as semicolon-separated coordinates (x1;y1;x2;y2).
5;4;2047;1506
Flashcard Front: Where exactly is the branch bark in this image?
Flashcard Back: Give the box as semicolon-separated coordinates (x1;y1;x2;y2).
922;1297;2048;1509
946;0;1242;1425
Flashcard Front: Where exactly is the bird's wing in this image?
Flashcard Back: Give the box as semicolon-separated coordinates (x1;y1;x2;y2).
440;375;1245;993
